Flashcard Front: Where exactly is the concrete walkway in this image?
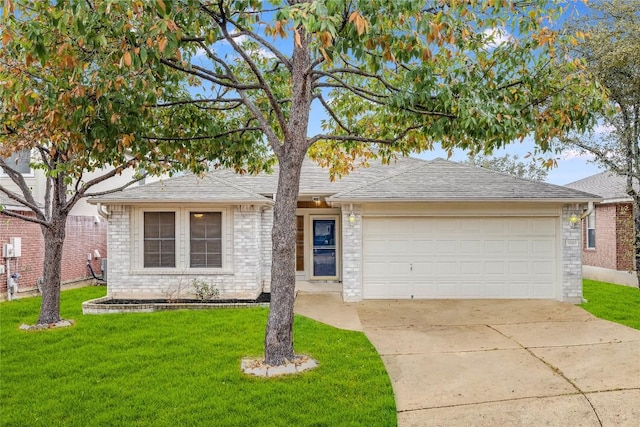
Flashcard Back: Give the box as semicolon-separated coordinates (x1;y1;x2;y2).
295;294;640;427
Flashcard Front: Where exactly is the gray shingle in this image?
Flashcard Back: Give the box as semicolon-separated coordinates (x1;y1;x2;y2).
90;173;273;204
565;171;635;202
328;158;601;202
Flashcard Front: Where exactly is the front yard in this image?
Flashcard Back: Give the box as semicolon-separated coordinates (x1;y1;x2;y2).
0;287;396;426
581;279;640;330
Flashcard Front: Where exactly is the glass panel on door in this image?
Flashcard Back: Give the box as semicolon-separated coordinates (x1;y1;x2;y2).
312;219;336;277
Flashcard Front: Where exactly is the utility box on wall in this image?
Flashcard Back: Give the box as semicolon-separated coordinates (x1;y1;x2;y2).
10;237;21;257
3;244;15;258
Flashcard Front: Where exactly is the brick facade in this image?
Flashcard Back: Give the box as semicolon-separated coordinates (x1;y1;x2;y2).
105;204;269;299
1;213;107;300
582;203;635;272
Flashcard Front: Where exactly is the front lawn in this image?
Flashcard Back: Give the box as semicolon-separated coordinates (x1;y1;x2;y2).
0;287;396;426
581;279;640;330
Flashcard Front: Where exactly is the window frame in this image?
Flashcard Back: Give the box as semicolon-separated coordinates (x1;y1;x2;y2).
0;149;34;177
136;207;229;272
143;211;177;268
586;211;596;249
189;211;223;269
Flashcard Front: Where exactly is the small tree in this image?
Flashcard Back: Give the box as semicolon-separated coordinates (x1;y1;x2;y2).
465;154;549;181
0;1;270;324
561;0;640;287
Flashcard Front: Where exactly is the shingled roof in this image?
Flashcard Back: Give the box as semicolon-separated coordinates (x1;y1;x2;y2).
565;171;635;202
90;157;600;205
89;173;273;205
327;158;600;202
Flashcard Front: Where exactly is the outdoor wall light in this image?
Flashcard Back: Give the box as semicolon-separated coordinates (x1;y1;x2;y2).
568;212;580;228
349;212;356;224
312;196;320;206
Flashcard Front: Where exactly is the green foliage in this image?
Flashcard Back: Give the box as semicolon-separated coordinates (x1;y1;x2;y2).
581;280;640;330
0;287;397;426
191;278;220;301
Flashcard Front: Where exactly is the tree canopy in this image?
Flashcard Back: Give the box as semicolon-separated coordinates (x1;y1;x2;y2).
2;0;607;360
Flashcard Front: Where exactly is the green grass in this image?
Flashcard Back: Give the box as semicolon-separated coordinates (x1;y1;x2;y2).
0;287;396;426
581;279;640;330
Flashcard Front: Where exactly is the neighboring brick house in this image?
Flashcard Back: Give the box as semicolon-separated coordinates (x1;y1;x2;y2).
90;157;599;303
1;149;144;300
565;172;637;287
0;194;107;299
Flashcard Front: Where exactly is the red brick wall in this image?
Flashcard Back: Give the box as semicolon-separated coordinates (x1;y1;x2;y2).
582;203;636;272
582;204;617;270
0;213;106;298
616;203;635;271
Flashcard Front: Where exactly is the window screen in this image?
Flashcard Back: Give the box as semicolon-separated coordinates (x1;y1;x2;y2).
143;212;176;267
190;212;222;268
586;211;596;249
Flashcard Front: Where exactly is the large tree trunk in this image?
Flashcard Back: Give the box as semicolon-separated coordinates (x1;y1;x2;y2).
264;19;312;365
264;149;306;365
37;216;66;325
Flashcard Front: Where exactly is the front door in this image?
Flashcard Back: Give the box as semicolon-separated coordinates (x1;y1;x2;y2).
311;217;338;279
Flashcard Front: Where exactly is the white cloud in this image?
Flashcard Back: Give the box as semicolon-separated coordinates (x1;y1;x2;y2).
482;27;512;48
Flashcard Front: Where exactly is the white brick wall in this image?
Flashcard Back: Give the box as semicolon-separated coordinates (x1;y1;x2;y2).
341;205;362;302
105;204;266;299
261;207;273;292
561;204;585;303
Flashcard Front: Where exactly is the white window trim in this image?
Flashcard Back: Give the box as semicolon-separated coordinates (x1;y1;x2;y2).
133;207;232;274
586;211;596;249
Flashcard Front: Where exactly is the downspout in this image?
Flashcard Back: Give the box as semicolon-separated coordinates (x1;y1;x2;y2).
581;202;595;220
96;203;111;220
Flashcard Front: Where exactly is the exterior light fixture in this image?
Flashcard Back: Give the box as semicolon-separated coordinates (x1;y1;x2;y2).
312;196;320;206
193;213;204;219
568;212;580;228
348;204;356;224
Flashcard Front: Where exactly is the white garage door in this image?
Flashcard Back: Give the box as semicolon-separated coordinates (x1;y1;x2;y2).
363;217;558;299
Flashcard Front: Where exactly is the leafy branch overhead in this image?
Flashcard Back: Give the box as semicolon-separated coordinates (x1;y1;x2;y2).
47;0;604;177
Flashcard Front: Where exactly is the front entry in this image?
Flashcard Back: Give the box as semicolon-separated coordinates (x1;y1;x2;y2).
311;216;338;279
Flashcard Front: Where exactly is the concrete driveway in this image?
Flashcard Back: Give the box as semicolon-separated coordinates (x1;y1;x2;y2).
295;295;640;426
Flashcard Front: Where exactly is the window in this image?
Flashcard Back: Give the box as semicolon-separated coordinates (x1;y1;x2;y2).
190;212;222;268
1;149;31;175
144;212;176;267
586;211;596;249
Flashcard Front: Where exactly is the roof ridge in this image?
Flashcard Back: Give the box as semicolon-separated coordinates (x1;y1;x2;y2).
328;158;437;199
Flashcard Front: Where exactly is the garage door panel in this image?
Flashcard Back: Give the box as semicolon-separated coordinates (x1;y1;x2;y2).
460;261;483;275
461;240;483;254
435;282;460;297
412;239;436;254
412;261;435;274
363;216;558;300
508;240;529;254
532;240;554;255
485;240;506;254
436;261;459;275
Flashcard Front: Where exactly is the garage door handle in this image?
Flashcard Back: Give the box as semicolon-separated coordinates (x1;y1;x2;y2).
410;263;413;271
